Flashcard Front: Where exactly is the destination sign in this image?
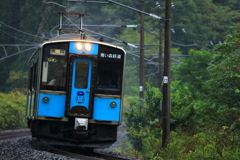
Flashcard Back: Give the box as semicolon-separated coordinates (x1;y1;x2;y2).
100;53;121;59
50;49;66;56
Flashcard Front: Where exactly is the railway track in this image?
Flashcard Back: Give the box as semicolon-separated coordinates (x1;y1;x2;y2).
94;152;130;160
0;129;31;141
0;129;130;160
42;140;129;160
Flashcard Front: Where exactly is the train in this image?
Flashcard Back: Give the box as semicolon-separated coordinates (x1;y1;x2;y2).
26;12;126;149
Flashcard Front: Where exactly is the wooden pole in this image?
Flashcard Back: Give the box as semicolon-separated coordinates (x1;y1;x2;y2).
162;0;171;149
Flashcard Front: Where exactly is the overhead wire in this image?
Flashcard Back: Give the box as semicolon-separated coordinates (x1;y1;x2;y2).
0;29;36;44
0;22;45;39
0;46;38;61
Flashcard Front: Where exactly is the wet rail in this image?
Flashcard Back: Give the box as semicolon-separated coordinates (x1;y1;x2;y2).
0;129;31;141
41;139;129;160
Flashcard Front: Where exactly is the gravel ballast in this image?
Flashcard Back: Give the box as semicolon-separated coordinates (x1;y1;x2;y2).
0;136;81;160
0;136;139;160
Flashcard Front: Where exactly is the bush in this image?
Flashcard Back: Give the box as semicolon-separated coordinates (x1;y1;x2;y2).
0;91;27;130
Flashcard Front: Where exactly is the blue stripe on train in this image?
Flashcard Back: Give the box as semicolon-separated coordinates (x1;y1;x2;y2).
38;93;66;117
93;97;121;121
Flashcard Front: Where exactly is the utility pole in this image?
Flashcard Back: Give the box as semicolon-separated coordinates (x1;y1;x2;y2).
139;0;145;99
162;0;171;149
159;27;163;89
159;27;163;111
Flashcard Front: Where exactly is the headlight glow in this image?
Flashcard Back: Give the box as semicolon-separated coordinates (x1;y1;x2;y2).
76;43;83;51
84;43;92;51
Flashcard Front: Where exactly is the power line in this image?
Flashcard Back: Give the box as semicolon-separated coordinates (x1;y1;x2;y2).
0;29;36;44
0;22;45;39
171;41;198;47
83;27;138;48
0;46;37;61
50;24;205;48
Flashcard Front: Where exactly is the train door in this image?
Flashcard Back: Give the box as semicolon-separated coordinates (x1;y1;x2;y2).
69;58;92;116
26;49;39;119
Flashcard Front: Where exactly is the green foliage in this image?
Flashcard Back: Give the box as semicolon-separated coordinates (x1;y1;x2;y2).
0;92;27;130
6;70;28;92
172;0;240;53
171;49;215;97
170;49;216;132
184;123;240;160
115;124;240;159
123;82;162;156
205;24;240;109
124;65;139;96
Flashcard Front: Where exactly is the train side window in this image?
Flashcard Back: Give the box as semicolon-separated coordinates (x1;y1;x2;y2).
95;45;125;95
97;62;121;90
31;62;37;92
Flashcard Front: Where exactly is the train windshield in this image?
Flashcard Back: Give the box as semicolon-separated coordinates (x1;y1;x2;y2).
95;45;125;95
74;61;89;89
41;43;68;91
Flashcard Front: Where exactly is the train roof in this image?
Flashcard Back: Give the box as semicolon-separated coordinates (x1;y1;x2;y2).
29;33;125;63
47;34;99;42
43;34;125;50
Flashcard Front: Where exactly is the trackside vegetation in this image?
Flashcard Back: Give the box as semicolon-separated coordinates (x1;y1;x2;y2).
0;92;27;130
111;24;240;159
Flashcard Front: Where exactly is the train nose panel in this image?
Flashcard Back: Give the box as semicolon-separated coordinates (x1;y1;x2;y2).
38;93;66;117
93;97;121;121
70;106;89;115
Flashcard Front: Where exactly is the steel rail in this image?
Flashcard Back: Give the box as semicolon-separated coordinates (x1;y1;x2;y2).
42;143;102;160
40;139;130;160
0;129;31;141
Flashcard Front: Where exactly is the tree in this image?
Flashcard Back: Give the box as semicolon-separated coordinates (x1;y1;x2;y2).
124;82;162;154
205;23;240;109
171;49;214;99
170;49;215;132
171;24;240;132
172;0;240;54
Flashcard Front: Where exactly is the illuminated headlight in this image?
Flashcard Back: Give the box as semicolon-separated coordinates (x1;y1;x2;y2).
110;101;117;108
84;43;92;51
42;97;50;103
76;43;83;51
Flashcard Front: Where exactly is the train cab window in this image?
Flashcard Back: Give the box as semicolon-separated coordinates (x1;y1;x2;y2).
75;61;89;89
40;43;69;91
95;45;125;95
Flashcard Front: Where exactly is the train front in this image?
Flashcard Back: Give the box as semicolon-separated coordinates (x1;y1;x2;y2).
27;35;126;148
